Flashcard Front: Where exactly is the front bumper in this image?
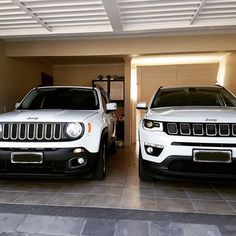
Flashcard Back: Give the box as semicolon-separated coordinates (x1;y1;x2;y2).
0;148;98;177
139;128;236;162
142;156;236;179
139;128;236;179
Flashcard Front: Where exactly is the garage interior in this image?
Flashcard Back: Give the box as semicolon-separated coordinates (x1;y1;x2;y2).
1;0;236;235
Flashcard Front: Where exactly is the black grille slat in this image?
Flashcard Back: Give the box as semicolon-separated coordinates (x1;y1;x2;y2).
180;123;191;135
11;123;18;140
193;124;204;136
232;124;236;136
165;122;236;137
3;123;10;139
19;124;26;140
45;124;52;140
206;124;217;136
219;124;230;136
54;124;61;140
167;123;178;135
1;123;62;141
28;124;35;140
37;124;44;140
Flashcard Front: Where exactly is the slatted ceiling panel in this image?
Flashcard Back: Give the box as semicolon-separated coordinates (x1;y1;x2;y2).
0;0;39;30
22;0;101;8
22;0;109;30
195;0;236;24
0;0;112;36
118;0;198;30
1;0;236;38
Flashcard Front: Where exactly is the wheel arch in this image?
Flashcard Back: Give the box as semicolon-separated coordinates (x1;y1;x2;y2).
101;127;109;148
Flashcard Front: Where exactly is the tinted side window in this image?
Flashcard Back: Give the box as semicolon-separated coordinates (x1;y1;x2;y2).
221;88;236;106
100;91;109;110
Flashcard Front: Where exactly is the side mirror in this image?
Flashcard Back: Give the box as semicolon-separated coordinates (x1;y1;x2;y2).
136;102;148;110
15;102;20;110
106;103;117;112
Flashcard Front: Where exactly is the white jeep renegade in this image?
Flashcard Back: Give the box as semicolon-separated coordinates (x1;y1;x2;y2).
0;86;117;180
137;85;236;180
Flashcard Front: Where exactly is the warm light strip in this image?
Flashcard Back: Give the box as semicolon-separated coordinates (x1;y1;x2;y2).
132;53;227;66
131;65;137;101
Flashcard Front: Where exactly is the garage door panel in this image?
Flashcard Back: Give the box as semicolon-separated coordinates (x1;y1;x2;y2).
138;63;219;103
140;77;176;102
178;64;219;74
141;65;177;75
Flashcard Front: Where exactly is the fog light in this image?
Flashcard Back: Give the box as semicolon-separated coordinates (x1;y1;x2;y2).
147;147;153;154
144;143;163;157
78;158;85;164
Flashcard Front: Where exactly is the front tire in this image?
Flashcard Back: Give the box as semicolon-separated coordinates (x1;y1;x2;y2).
93;139;106;180
139;149;152;181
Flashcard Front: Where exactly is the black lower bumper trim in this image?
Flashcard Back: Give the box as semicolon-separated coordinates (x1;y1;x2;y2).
0;148;97;177
143;155;236;180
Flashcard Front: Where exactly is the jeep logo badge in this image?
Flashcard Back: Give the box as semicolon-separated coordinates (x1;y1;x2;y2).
205;118;217;122
27;116;39;121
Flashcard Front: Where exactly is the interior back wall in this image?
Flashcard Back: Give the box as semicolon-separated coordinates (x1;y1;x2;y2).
223;52;236;95
0;40;53;113
53;64;124;87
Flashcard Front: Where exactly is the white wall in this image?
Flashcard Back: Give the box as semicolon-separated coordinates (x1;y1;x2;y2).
0;40;53;112
53;64;124;87
223;52;236;95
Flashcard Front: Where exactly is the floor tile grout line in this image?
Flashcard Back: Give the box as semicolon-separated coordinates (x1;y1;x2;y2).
45;192;60;205
155;194;159;211
118;150;132;209
79;217;87;236
113;219;118;236
183;185;198;213
11;191;29;204
210;183;236;214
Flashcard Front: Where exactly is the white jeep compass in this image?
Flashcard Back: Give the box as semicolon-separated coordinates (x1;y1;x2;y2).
0;86;117;180
137;85;236;180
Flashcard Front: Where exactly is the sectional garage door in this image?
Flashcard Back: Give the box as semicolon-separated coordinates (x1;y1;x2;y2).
137;63;219;104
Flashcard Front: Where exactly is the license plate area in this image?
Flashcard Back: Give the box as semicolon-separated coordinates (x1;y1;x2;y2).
11;152;43;164
193;149;232;163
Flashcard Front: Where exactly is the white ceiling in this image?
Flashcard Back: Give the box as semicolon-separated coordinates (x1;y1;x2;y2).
1;0;236;39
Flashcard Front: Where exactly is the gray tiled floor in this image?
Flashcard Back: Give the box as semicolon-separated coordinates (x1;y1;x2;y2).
0;145;236;215
0;210;234;236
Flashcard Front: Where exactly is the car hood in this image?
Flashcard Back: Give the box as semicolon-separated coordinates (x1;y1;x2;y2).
0;110;99;122
145;107;236;123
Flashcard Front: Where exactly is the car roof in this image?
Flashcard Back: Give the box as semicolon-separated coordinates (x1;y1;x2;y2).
36;86;93;90
159;85;222;91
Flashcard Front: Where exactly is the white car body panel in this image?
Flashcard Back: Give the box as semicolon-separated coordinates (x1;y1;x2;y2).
138;86;236;172
0;86;115;154
146;107;236;123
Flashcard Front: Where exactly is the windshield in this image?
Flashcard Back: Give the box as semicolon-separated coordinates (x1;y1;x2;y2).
151;87;236;108
19;88;99;110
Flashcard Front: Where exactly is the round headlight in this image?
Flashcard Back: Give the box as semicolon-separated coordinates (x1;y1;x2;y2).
146;120;154;128
145;120;154;128
143;119;163;131
65;122;83;139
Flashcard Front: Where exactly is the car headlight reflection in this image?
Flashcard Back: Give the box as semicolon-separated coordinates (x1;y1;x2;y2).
65;122;84;139
143;119;163;131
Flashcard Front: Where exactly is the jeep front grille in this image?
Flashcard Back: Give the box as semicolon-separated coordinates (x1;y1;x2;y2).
1;123;63;141
165;122;236;137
